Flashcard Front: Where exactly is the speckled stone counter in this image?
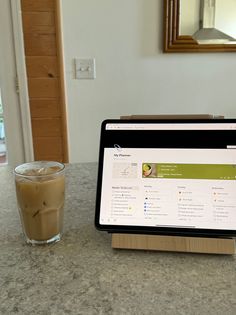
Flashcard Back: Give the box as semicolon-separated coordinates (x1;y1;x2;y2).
0;163;236;315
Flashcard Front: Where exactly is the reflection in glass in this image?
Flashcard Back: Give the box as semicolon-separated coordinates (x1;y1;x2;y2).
180;0;236;44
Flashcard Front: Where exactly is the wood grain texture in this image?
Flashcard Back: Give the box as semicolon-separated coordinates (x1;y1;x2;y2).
33;137;62;157
23;33;56;56
26;56;58;78
112;234;235;255
30;99;61;118
34;155;63;162
22;12;55;34
31;118;62;137
28;78;59;98
21;0;55;12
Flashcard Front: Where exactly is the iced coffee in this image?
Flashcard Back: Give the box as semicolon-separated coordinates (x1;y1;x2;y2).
14;161;65;245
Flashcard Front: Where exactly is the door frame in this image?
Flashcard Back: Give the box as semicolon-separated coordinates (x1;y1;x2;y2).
11;0;34;163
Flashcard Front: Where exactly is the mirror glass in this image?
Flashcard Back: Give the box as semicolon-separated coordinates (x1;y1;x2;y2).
179;0;236;44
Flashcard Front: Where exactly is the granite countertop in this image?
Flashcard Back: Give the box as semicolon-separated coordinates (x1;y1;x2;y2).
0;163;236;315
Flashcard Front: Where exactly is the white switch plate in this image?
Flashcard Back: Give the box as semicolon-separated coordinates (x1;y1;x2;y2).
75;58;96;79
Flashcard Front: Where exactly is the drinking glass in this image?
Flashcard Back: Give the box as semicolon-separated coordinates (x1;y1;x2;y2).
14;161;65;245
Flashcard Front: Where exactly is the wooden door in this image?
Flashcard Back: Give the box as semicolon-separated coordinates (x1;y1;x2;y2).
21;0;68;163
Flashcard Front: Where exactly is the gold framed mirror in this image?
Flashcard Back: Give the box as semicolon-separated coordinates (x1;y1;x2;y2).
163;0;236;52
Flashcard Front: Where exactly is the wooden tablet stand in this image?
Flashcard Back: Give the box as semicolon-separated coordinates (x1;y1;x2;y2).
112;234;235;254
111;114;235;255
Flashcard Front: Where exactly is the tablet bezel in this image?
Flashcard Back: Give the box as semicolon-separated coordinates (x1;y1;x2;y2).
95;119;236;237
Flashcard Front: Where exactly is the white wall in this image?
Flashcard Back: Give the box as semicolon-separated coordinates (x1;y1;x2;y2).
61;0;236;163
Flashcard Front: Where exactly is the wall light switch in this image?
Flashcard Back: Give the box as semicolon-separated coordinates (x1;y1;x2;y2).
75;58;96;79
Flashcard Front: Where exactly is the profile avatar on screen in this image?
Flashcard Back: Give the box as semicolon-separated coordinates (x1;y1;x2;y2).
142;163;157;178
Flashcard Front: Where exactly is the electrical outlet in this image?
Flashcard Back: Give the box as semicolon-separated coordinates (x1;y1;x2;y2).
75;58;96;79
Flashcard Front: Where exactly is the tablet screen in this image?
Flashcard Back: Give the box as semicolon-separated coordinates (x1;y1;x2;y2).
95;120;236;236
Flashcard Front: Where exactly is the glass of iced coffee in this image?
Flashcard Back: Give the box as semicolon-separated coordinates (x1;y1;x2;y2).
14;161;65;245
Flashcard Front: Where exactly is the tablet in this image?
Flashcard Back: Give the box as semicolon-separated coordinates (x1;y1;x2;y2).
95;119;236;237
